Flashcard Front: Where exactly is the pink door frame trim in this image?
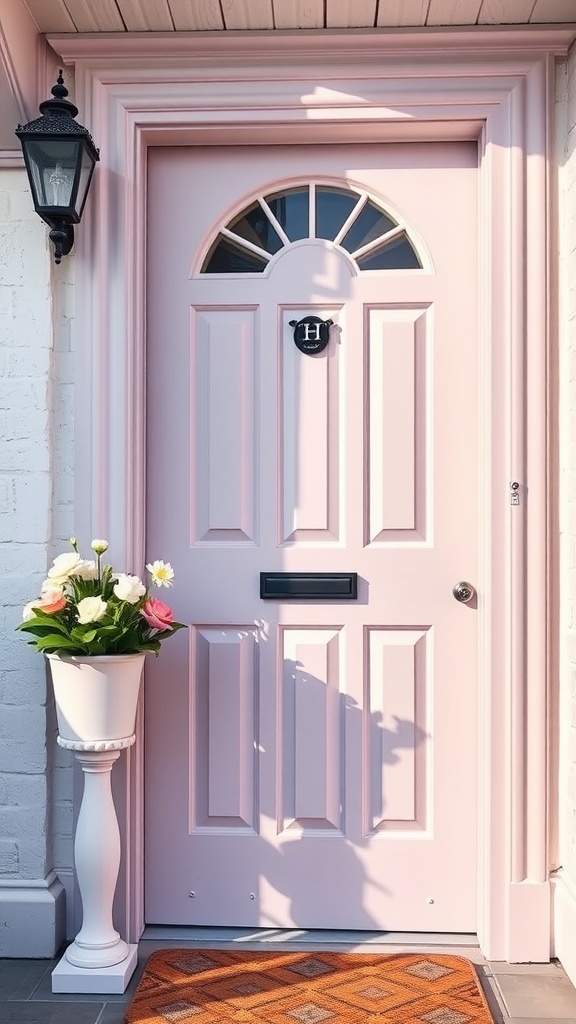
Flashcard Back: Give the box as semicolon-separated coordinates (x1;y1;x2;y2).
48;26;573;963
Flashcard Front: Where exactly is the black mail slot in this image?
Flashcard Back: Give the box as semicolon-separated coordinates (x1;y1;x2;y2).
260;572;358;600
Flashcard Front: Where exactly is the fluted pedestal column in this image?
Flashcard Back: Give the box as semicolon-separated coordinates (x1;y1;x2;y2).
51;735;138;994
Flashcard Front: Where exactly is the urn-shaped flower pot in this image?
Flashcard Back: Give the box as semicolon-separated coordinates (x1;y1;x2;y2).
46;653;146;744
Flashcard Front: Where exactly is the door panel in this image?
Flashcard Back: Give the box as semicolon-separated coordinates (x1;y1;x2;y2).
191;307;258;544
368;307;428;541
145;143;478;931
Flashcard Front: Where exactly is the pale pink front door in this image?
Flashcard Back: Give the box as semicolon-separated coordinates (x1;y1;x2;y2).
145;143;478;931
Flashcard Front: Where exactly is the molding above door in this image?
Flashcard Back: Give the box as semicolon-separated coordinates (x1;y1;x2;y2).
56;28;566;963
49;25;576;60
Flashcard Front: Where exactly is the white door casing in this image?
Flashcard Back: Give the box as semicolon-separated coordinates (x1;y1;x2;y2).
144;143;479;931
56;27;568;960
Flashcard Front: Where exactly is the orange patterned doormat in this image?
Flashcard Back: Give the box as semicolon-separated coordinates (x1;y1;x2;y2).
124;949;495;1024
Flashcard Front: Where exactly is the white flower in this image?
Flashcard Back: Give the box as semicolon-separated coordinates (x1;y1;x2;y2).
146;560;174;587
91;539;108;555
114;573;146;604
77;596;107;625
41;579;64;597
73;559;98;581
47;552;82;585
22;602;37;622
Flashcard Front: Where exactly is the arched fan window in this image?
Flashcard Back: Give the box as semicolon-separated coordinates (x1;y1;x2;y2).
200;183;422;274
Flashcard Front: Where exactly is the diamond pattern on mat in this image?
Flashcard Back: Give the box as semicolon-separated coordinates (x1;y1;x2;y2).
329;974;419;1013
288;959;337;978
157;1000;204;1022
169;955;218;976
196;969;288;1008
357;985;394;1000
422;1009;472;1024
287;1003;335;1023
405;961;455;981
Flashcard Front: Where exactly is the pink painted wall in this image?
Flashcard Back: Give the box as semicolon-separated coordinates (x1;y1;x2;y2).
555;38;576;988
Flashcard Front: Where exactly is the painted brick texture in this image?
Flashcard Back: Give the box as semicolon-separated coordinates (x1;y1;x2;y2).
0;167;75;884
559;44;576;901
0;146;78;928
0;169;53;881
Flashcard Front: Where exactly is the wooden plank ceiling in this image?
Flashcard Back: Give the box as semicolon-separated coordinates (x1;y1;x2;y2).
20;0;576;33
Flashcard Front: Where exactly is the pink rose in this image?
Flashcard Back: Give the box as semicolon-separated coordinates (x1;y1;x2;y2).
140;597;174;632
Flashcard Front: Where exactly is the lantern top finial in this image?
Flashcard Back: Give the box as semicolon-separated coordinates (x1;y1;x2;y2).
36;69;80;123
52;71;68;99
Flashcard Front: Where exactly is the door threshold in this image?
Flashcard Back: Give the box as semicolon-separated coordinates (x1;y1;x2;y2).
142;926;479;949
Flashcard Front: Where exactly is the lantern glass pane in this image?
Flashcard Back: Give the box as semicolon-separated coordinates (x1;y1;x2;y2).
24;138;82;210
76;145;96;217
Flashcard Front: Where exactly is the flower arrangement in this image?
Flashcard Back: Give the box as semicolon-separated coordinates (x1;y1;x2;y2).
16;538;186;657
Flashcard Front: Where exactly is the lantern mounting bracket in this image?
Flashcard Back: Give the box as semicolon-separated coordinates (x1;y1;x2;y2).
47;220;75;264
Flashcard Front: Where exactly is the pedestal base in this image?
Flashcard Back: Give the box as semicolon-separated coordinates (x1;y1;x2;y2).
51;943;139;993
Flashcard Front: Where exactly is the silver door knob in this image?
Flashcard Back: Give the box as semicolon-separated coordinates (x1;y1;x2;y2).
453;581;475;603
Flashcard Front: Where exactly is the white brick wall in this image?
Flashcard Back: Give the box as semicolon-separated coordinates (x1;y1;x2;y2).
0;169;53;882
0;166;76;887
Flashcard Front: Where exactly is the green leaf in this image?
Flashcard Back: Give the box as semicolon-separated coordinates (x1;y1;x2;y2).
139;638;161;654
16;622;68;639
16;617;70;638
76;628;98;644
35;634;85;652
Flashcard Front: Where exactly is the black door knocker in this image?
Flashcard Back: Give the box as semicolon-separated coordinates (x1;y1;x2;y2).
289;315;334;355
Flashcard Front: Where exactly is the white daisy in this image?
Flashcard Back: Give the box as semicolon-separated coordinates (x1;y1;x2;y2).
146;560;174;587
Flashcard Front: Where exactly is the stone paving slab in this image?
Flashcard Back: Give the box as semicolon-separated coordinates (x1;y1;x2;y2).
494;972;576;1018
1;1002;104;1024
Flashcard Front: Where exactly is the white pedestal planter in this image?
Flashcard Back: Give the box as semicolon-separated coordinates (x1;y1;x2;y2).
47;654;145;994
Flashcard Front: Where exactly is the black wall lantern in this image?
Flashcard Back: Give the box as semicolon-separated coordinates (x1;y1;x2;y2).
15;71;99;264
